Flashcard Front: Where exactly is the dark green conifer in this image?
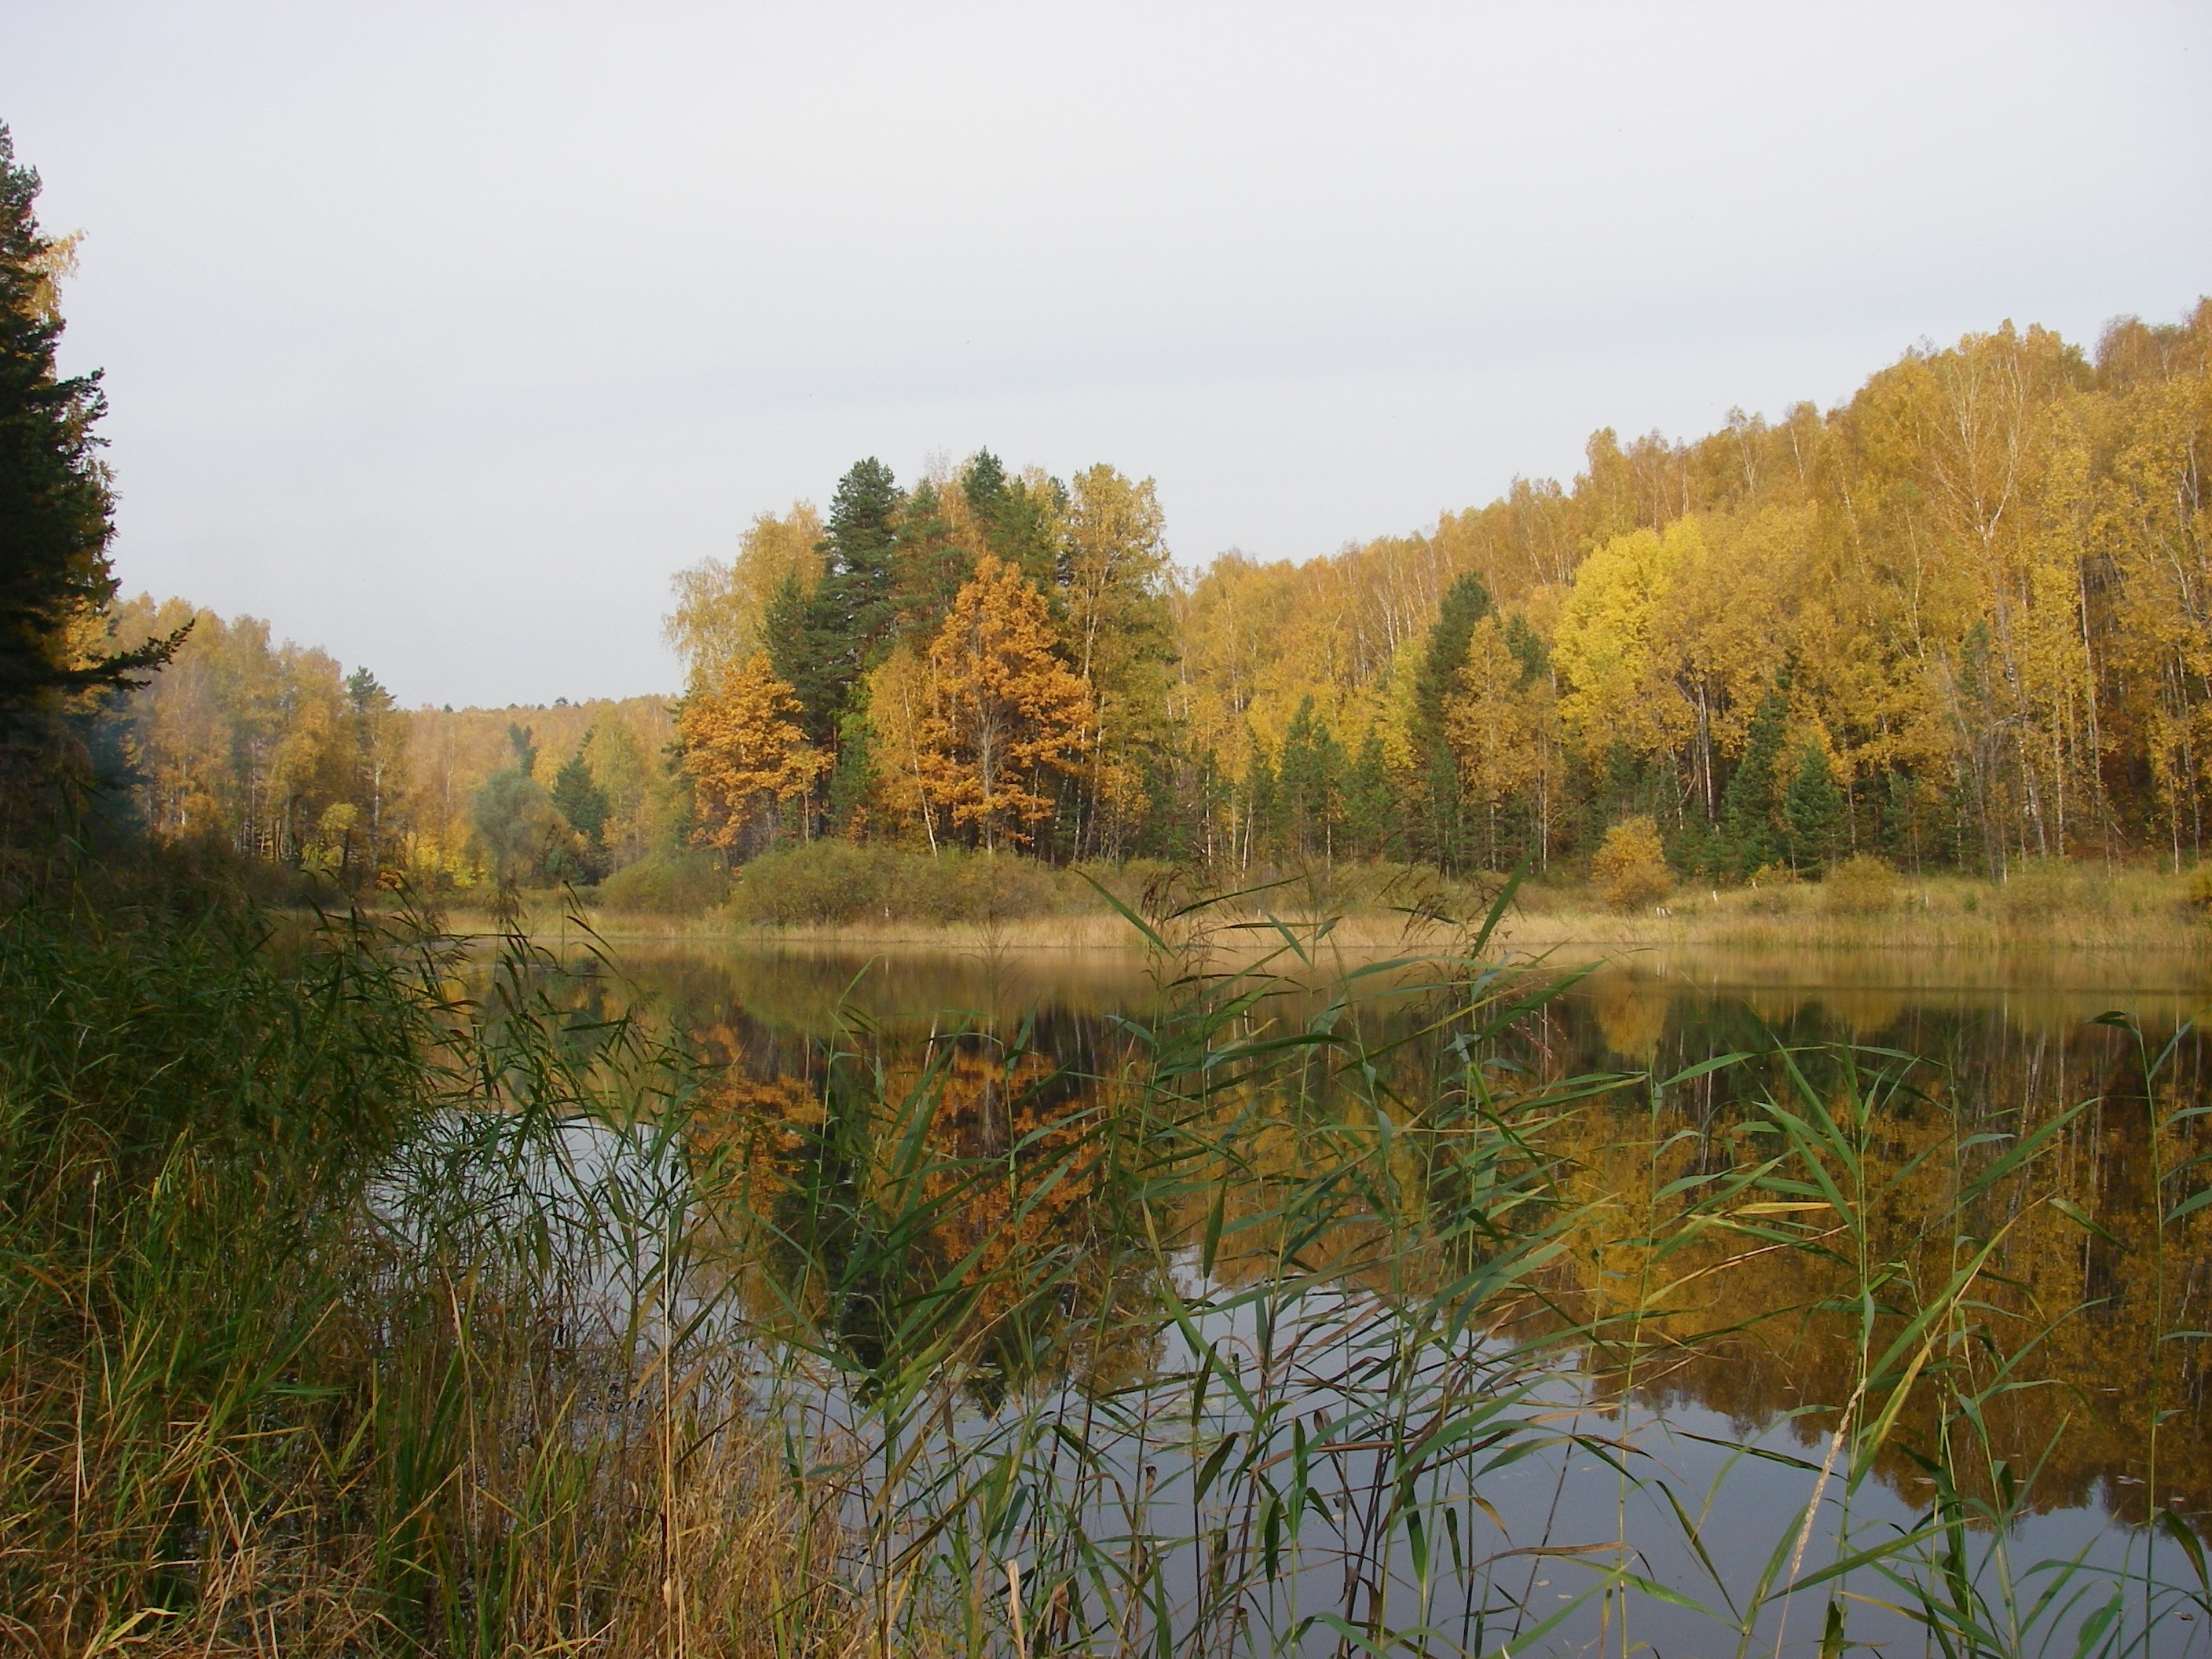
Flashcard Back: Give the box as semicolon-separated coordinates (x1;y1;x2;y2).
1719;680;1789;877
811;456;903;668
1277;697;1346;862
1410;572;1492;870
1783;742;1845;874
1243;740;1281;867
890;480;972;640
0;123;181;709
1343;730;1392;859
766;569;842;749
550;750;609;848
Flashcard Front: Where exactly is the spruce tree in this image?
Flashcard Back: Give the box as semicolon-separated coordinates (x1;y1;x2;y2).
550;751;610;847
1410;572;1493;870
1243;742;1280;868
0;123;181;710
1278;698;1320;859
1719;681;1789;877
1277;698;1346;862
1343;730;1391;860
1783;742;1845;874
765;569;842;749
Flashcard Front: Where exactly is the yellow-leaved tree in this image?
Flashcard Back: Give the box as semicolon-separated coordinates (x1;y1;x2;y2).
1443;615;1544;868
679;651;828;853
919;555;1094;851
664;503;824;691
1551;521;1698;759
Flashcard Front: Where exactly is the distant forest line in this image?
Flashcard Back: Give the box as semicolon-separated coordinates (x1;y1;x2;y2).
98;299;2212;898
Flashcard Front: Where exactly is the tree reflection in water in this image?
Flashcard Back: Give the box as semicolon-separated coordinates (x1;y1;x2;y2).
561;933;2210;1655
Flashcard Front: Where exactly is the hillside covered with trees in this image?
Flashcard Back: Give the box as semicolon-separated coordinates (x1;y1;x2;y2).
95;300;2212;898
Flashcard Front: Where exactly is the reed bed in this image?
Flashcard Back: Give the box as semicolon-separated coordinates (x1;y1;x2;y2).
2;861;2207;1655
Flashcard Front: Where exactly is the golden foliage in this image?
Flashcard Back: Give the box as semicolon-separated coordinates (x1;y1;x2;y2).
917;555;1094;851
664;502;824;690
679;651;827;850
1592;815;1672;912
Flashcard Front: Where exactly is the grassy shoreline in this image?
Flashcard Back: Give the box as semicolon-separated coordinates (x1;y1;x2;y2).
449;862;2211;965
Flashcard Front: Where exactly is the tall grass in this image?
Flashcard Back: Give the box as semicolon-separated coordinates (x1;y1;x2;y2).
2;857;2204;1654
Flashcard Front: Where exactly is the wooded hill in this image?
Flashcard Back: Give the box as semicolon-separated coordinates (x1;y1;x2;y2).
99;300;2212;892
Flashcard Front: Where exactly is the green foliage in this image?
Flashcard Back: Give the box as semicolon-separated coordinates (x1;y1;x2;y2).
1410;571;1493;868
1275;696;1344;861
1719;680;1789;878
471;767;580;884
1784;741;1845;873
505;720;538;775
595;844;731;912
889;478;972;640
548;750;610;881
0;123;180;709
961;448;1063;588
1342;728;1393;859
810;456;903;675
728;840;1080;927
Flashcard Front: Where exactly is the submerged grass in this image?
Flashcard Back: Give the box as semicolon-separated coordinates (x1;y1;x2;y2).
2;854;2206;1654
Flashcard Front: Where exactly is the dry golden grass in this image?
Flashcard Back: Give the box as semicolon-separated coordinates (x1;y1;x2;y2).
451;860;2212;972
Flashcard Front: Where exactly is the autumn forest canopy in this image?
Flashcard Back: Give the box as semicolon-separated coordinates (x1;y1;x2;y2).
72;290;2210;907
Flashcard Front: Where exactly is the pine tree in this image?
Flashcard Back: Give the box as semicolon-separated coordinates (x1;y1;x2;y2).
1718;681;1789;878
1783;742;1845;874
961;449;1063;590
771;458;904;755
813;456;903;666
0;122;181;710
890;480;972;641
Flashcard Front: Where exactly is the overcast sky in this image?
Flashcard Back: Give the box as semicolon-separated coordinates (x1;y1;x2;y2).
4;4;2207;708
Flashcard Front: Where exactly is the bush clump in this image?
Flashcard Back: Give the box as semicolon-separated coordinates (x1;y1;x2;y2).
1822;854;1902;915
730;841;1087;927
1592;817;1673;913
597;848;733;914
2185;862;2212;913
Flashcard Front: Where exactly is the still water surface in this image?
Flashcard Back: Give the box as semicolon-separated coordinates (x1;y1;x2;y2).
587;934;2212;1655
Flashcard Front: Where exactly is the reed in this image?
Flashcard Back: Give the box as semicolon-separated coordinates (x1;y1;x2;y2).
1;857;2203;1655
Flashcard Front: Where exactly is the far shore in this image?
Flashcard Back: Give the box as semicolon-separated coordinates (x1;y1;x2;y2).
434;865;2211;973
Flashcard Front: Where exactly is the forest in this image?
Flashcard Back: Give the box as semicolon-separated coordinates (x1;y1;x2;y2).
96;299;2212;900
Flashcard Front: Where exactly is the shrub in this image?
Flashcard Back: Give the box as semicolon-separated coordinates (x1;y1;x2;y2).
728;841;1089;927
2188;862;2212;912
597;848;732;914
1592;817;1673;913
1997;856;2083;922
1822;853;1901;916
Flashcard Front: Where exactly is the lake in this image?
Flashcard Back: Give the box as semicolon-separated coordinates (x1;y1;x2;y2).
555;928;2212;1656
